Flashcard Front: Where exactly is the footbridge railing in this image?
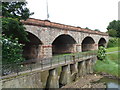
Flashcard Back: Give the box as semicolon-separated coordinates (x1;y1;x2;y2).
1;50;97;77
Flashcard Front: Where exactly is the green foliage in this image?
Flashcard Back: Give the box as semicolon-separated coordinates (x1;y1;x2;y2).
107;29;118;37
94;29;100;31
1;36;25;64
85;27;90;29
107;38;119;48
94;49;119;77
94;59;119;77
2;2;34;42
1;1;34;64
97;46;106;60
107;20;120;38
2;2;34;20
2;17;28;42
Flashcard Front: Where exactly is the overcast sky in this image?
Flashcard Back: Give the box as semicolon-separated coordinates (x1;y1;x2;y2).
26;0;119;32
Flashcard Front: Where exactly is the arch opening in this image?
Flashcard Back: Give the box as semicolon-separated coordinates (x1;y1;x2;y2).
98;38;106;47
52;34;77;55
81;37;95;52
20;32;43;63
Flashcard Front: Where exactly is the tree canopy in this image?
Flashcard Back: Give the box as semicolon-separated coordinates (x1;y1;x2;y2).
2;2;34;20
107;20;120;37
1;2;34;64
2;2;34;41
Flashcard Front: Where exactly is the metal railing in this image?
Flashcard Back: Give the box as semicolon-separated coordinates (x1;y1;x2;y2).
1;50;97;76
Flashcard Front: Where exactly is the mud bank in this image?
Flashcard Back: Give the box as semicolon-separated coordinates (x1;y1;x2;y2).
62;74;106;88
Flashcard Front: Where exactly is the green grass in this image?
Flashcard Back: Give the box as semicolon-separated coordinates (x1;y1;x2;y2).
94;47;120;77
106;47;119;52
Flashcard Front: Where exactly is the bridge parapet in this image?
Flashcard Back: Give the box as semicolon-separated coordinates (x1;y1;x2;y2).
21;18;108;36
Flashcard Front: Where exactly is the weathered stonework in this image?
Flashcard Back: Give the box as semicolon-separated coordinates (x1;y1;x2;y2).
20;18;109;60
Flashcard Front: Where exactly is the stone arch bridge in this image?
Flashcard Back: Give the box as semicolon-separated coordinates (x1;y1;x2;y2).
21;18;109;61
2;18;109;88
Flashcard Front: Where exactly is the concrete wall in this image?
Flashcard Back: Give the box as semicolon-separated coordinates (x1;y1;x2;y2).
2;57;97;88
2;72;43;88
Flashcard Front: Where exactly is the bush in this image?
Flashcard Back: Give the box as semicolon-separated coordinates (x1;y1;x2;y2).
1;36;25;64
107;38;119;48
97;46;106;60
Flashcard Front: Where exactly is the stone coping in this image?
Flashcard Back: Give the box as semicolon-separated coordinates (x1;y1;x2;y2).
21;18;109;36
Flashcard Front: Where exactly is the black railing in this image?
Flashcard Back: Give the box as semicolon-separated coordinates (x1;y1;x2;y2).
1;50;97;76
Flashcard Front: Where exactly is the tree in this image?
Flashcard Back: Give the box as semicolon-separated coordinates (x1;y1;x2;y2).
2;2;34;64
107;29;118;37
2;17;28;42
2;2;34;20
85;27;90;29
2;2;34;41
107;20;120;37
94;29;100;31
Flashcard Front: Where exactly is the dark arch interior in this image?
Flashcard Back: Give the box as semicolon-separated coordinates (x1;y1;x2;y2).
52;34;76;55
98;38;106;47
20;32;43;63
82;37;95;52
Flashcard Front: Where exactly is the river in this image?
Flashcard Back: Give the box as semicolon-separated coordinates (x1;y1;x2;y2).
99;77;120;89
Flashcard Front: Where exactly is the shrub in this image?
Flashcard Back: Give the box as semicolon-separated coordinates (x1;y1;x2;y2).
97;46;106;60
107;38;119;48
1;36;25;64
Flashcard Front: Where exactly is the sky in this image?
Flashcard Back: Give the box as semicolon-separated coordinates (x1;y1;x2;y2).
26;0;119;32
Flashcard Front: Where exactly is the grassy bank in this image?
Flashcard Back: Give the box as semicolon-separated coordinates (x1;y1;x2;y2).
94;47;119;77
106;47;119;52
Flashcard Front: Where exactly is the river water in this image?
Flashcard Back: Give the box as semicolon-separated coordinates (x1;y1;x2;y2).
99;77;120;89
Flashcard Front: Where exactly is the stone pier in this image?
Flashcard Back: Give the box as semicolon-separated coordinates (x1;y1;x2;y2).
78;61;86;77
46;68;59;88
59;65;71;86
70;63;78;81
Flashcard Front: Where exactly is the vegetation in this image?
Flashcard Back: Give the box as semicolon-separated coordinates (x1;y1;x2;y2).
2;17;28;42
106;47;119;52
107;38;119;48
2;2;33;41
94;29;100;31
2;36;24;64
2;2;33;64
107;20;120;38
97;46;106;60
94;47;119;77
2;2;34;20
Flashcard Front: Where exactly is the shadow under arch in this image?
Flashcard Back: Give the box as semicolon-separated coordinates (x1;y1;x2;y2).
52;34;77;55
81;36;95;52
98;38;107;47
20;31;43;63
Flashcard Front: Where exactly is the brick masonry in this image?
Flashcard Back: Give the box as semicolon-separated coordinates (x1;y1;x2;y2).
21;18;109;58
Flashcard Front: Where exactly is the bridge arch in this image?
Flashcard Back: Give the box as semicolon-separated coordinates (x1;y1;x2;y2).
21;31;43;63
98;38;107;47
52;34;77;55
81;36;95;52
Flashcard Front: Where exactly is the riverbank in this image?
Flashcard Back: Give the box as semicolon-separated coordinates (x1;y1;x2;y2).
94;47;119;78
62;74;106;88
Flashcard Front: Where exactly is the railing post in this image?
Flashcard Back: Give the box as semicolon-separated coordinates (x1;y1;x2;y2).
72;55;75;63
30;64;32;71
64;56;66;64
58;56;59;64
